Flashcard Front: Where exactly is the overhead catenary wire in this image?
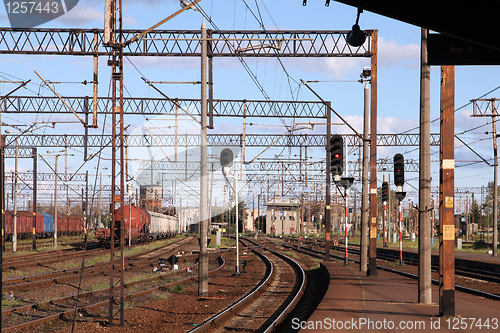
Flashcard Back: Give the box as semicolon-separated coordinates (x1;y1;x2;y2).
399;83;500;135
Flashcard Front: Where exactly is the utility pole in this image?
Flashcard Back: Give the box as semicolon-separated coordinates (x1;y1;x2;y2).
199;19;209;296
99;172;103;228
1;135;5;253
325;103;332;261
105;0;126;325
258;192;261;232
419;28;432;304
235;169;240;273
470;98;499;256
368;31;378;277
491;112;498;256
54;154;58;248
13;139;18;252
32;148;37;251
360;69;370;272
388;173;391;243
439;65;455;317
0;135;2;329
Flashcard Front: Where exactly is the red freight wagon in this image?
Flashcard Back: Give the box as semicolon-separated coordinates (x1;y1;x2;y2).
57;215;84;235
5;211;45;239
96;205;150;243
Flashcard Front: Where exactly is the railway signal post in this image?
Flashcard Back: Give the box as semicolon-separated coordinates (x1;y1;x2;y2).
395;191;406;266
394;154;405;266
221;148;240;275
382;181;389;247
339;177;354;266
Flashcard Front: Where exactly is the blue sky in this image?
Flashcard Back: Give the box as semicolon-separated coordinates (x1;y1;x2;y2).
1;0;499;211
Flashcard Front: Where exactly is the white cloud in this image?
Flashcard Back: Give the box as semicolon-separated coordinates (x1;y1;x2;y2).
285;37;419;80
125;56;200;70
377;116;416;133
378;37;419;68
56;4;103;26
331;114;416;135
326;58;369;79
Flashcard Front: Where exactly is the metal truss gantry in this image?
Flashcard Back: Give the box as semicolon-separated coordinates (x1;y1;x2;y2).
0;29;372;57
2;133;439;149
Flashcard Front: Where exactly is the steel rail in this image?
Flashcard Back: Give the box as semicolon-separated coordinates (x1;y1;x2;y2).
3;237;190;291
2;253;226;332
188;237;306;333
281;239;500;302
325;241;500;284
187;244;275;333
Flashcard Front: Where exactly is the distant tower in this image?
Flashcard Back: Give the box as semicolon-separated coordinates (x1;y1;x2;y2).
140;182;162;212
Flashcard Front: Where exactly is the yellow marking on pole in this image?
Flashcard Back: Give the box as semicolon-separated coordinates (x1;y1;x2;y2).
443;225;455;240
445;196;454;208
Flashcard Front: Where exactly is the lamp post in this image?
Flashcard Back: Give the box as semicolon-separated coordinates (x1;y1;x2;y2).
13;137;18;252
96;168;109;229
46;150;73;248
360;67;370;272
221;148;239;275
5;130;19;252
127;182;133;250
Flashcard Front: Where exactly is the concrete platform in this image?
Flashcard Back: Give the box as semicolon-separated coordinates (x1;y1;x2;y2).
297;260;499;332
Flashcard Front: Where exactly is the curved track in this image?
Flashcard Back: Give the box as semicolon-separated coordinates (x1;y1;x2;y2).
188;237;306;333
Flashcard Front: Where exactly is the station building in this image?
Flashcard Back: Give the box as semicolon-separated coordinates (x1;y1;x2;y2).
140;183;162;212
265;198;301;235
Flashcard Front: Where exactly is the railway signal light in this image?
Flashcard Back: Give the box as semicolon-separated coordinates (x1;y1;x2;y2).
220;148;233;168
330;135;344;178
394;154;405;187
382;181;389;202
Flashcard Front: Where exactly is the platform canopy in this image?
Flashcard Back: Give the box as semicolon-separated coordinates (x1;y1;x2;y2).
332;0;500;51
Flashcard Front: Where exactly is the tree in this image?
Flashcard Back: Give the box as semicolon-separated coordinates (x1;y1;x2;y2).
483;181;500;226
469;199;482;225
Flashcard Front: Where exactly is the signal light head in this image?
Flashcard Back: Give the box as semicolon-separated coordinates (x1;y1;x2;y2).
381;181;389;202
220;148;234;168
394;154;405;187
330;135;344;177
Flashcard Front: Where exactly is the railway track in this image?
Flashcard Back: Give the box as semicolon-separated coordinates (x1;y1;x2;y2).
2;234;183;271
278;237;500;301
3;236;97;251
1;251;226;332
2;243;106;270
300;237;500;284
2;236;193;292
188;237;306;333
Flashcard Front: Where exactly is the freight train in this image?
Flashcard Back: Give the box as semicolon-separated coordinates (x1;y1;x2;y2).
95;205;178;244
4;211;85;240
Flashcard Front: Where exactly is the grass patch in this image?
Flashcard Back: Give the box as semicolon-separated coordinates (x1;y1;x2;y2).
2;299;25;308
282;251;299;259
124;298;138;310
208;234;231;249
171;284;185;294
308;258;321;270
124;235;184;257
87;282;109;292
125;272;157;284
81;253;110;267
158;292;170;300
